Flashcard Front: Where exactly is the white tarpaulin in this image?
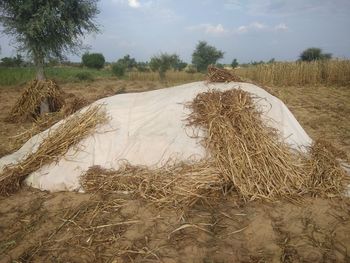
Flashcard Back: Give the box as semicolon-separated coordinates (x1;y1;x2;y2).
0;82;313;192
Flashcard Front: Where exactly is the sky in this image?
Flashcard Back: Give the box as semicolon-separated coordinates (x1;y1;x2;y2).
1;0;350;63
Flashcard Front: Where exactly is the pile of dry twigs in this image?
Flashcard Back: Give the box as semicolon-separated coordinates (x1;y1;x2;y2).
7;79;65;122
207;65;242;82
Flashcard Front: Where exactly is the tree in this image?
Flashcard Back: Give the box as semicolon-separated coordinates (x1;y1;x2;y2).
117;54;137;70
0;0;99;80
231;58;239;68
149;53;178;80
82;53;105;69
171;55;187;71
299;48;332;62
1;54;23;67
112;62;127;77
136;62;150;72
192;41;224;72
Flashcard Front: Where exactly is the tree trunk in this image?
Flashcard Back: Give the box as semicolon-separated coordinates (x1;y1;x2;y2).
34;54;50;114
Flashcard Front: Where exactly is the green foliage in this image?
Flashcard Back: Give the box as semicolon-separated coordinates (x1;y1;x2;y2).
216;63;224;69
231;58;239;68
0;66;111;86
75;71;94;81
0;54;23;67
299;48;332;62
136;62;150;72
117;54;137;70
112;62;127;77
149;53;179;80
268;58;275;64
82;53;105;69
0;0;99;78
192;41;224;72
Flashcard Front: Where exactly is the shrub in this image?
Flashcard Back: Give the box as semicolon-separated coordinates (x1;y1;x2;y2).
112;62;126;77
192;41;224;72
82;53;105;69
75;71;94;81
299;48;332;62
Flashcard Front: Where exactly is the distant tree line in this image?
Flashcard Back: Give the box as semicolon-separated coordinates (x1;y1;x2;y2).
1;44;334;81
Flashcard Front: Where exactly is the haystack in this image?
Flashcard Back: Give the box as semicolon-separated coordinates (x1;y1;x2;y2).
7;79;65;122
207;65;242;82
1;81;347;202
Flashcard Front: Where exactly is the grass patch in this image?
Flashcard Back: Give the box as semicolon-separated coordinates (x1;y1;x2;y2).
0;66;112;86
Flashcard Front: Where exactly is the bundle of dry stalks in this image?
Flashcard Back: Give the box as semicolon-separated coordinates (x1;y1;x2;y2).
307;140;347;197
82;162;224;208
186;89;307;200
7;79;65;122
207;65;242;83
9;95;89;155
0;105;108;196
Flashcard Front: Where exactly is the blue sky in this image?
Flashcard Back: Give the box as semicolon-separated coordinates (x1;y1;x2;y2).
1;0;350;63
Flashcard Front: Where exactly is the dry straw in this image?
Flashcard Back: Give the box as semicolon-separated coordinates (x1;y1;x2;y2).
186;89;307;201
207;65;242;83
82;89;347;205
81;161;224;208
7;79;65;122
9;95;89;155
0;105;108;196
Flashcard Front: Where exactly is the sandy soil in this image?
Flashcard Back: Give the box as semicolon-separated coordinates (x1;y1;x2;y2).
0;188;349;262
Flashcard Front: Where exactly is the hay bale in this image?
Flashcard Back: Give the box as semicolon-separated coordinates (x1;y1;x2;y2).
0;105;108;196
7;79;65;122
207;65;242;83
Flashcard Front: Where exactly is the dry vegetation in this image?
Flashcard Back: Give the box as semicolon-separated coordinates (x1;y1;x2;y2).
236;60;350;86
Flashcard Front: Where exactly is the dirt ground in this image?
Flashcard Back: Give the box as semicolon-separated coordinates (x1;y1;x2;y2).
1;79;350;262
1;187;349;263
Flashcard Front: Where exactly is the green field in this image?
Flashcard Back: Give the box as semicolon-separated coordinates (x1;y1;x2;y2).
0;66;113;86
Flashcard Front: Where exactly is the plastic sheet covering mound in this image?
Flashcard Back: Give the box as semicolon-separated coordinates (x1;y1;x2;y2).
0;82;313;192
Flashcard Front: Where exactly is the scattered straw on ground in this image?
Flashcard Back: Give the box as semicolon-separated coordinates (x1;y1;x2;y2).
6;79;65;122
81;161;224;208
207;65;242;83
307;139;347;197
0;105;108;196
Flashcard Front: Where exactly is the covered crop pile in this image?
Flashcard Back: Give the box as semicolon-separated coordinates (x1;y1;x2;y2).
82;89;347;206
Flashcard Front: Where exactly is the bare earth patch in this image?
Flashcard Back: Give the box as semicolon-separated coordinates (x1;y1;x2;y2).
0;188;349;262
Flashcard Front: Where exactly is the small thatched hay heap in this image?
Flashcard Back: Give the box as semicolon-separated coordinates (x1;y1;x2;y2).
0;105;107;196
207;65;242;82
7;79;65;122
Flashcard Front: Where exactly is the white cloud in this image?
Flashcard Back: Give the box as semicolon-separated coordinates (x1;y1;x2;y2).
187;23;228;36
274;23;288;31
128;0;141;8
236;22;287;33
237;22;266;33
